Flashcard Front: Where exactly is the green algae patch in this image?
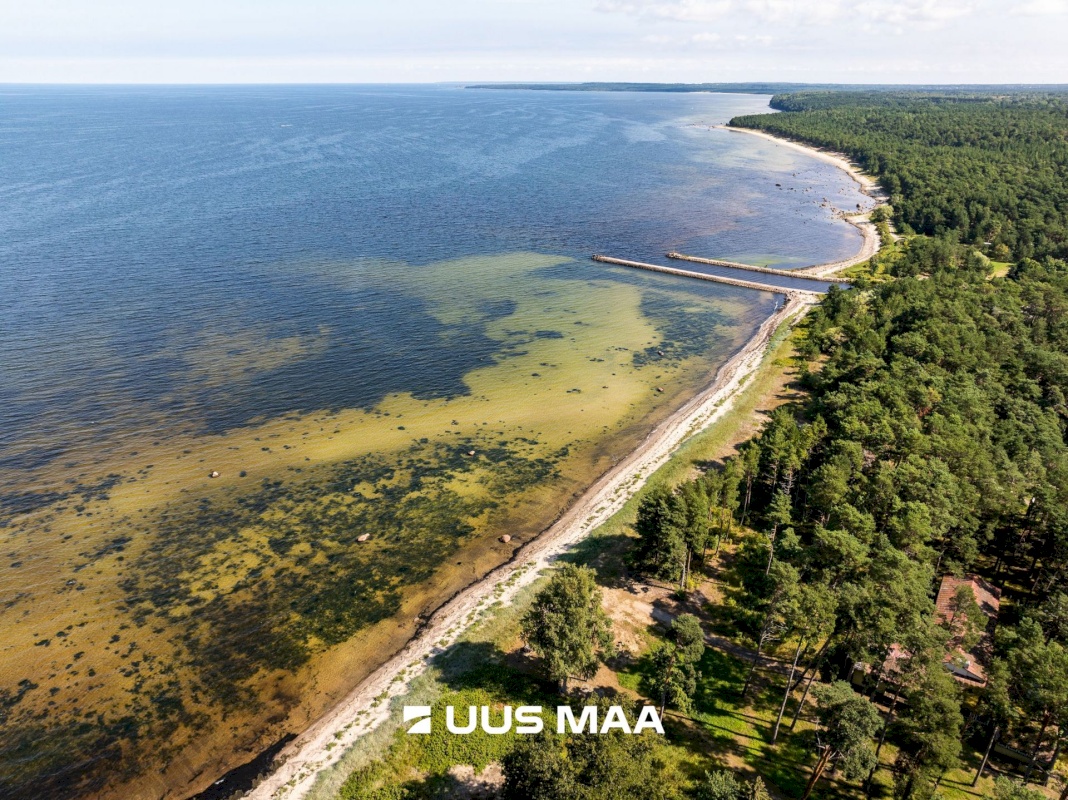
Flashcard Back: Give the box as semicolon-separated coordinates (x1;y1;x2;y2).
0;252;769;799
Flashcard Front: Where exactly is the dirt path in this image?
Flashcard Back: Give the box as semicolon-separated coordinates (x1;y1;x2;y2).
604;580;790;677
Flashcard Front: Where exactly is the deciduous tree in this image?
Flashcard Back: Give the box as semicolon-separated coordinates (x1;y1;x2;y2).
521;564;613;693
649;614;705;716
802;681;882;800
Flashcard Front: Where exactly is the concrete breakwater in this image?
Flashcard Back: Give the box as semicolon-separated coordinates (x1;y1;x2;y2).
591;255;824;297
665;252;847;283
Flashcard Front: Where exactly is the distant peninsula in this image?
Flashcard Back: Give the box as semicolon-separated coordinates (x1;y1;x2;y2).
466;81;1068;94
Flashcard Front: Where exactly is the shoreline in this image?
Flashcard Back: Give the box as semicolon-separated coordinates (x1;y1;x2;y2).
245;296;813;800
239;129;885;800
715;124;885;278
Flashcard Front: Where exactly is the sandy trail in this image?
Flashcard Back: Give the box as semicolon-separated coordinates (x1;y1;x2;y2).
243;127;886;800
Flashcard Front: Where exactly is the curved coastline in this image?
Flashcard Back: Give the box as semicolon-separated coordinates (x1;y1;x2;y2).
239;129;886;800
716;124;885;278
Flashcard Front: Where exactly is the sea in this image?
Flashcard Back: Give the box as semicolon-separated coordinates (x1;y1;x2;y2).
0;85;871;800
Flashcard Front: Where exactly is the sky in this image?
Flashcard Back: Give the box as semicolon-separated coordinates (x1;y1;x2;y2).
2;0;1066;84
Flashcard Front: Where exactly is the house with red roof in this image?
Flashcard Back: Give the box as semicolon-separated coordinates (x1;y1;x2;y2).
935;573;1001;687
852;573;1001;690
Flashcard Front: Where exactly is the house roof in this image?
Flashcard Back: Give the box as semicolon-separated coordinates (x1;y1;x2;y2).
857;574;1002;690
935;574;1001;623
935;574;1001;687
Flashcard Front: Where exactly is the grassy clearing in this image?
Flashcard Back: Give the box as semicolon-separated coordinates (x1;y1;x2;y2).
840;218;902;284
988;261;1012;279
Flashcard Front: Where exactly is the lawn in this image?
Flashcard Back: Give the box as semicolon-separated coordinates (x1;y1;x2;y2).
988;261;1012;279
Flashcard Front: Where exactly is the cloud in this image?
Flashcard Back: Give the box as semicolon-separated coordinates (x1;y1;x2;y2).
859;0;974;24
596;0;974;26
640;30;724;46
595;0;732;22
733;32;774;44
2;0;1063;84
737;0;844;23
1011;0;1068;14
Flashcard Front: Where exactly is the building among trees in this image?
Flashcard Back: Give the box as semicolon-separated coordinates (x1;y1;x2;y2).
853;573;1001;691
937;574;1001;687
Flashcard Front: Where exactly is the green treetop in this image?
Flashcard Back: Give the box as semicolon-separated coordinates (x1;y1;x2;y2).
521;564;614;693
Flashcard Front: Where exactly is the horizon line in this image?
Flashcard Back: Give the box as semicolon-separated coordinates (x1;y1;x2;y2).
4;80;1068;88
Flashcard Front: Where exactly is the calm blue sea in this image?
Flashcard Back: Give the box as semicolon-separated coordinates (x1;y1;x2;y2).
0;85;864;469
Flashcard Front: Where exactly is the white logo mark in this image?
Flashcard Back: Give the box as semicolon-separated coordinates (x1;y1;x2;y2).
404;705;432;734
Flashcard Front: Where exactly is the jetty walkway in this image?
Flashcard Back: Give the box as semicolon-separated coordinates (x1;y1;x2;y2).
591;255;825;297
665;252;847;283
